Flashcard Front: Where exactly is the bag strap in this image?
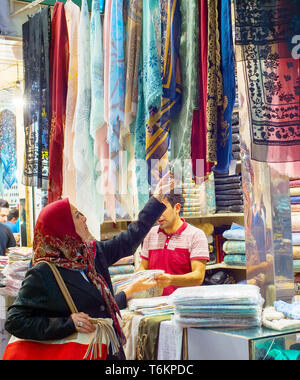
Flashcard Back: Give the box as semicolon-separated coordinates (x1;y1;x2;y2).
42;261;78;314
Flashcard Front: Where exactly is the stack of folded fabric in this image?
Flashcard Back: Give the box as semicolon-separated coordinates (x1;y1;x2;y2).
1;259;31;297
0;257;9;285
181;173;205;217
109;256;134;286
231;111;241;161
214;173;244;213
292;233;300;274
112;269;164;298
222;223;246;266
171;284;264;328
290;179;300;272
128;296;173;316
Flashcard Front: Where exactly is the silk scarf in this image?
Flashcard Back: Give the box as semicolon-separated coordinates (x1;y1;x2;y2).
48;2;69;203
235;0;300;163
63;0;80;205
0;109;17;188
22;7;50;189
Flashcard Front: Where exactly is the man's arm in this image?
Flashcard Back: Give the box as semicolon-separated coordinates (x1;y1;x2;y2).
155;259;206;289
138;258;149;271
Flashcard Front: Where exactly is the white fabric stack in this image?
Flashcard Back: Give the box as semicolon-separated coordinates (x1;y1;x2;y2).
171;284;264;328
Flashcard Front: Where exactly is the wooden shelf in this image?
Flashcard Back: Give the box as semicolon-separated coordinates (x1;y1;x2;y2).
207;263;300;274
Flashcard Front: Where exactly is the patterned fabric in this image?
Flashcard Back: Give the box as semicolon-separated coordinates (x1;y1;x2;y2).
145;0;182;186
0;110;17;188
170;0;199;163
32;198;125;346
214;0;236;173
48;3;69;203
22;7;51;189
235;0;300;163
63;0;80;206
206;0;223;164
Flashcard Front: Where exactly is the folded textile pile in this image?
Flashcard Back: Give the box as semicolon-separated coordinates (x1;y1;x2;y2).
0;257;9;285
214;173;244;213
262;305;300;331
231;111;241;161
1;260;30;297
128;296;173;316
290;179;300;272
113;270;164;299
171;284;263;328
181;172;216;217
222;223;246;266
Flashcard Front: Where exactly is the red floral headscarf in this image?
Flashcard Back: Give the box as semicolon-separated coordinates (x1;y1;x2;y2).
32;198;125;345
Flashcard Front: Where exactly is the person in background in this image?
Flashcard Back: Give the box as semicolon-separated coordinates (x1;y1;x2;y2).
0;222;16;255
0;199;9;223
5;208;20;233
138;190;210;296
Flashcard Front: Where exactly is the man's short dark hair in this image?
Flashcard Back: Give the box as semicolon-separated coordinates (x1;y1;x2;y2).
0;199;9;208
8;208;19;221
164;189;184;208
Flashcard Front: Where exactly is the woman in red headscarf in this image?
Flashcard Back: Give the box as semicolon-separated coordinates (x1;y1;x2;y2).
4;174;173;360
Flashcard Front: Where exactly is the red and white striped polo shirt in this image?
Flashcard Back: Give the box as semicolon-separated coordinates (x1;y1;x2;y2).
141;220;209;295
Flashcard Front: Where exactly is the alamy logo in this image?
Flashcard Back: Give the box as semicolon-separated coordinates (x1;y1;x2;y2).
291;35;300;59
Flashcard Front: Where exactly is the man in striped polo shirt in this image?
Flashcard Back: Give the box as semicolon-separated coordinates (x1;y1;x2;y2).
138;191;209;296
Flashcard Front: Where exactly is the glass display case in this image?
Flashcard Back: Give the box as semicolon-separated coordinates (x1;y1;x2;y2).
187;327;300;360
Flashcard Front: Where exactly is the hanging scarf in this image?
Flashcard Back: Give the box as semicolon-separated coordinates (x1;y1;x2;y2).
145;0;182;187
32;198;126;346
191;0;212;183
48;2;69;203
63;0;81;205
22;7;50;189
170;0;199;165
0;109;17;189
73;0;100;239
235;0;300;164
214;0;236;174
206;0;223;164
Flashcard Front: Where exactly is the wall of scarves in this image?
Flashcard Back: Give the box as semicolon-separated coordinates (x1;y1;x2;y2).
21;0;239;239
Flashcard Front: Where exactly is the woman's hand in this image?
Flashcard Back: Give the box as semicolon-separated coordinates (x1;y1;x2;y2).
71;312;96;334
153;171;174;203
118;277;157;300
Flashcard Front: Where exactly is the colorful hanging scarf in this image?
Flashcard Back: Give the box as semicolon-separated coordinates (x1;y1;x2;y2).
235;0;300;163
206;0;223;165
48;2;69;203
73;0;99;239
145;0;182;186
0;109;17;189
214;0;236;174
191;0;212;182
22;7;51;189
90;0;105;224
32;198;125;346
170;0;199;164
63;0;81;205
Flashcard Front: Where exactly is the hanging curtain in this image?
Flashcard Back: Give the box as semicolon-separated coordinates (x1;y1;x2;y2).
214;0;236;174
48;2;69;203
145;0;182;187
73;0;99;238
62;0;81;205
235;0;300;165
170;0;199;165
191;0;212;183
0;110;17;189
22;7;51;189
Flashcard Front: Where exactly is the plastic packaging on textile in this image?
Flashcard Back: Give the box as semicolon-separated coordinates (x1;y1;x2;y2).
127;295;171;312
170;285;264;306
172;314;262;328
274;300;300;320
223;240;246;254
223;223;245;241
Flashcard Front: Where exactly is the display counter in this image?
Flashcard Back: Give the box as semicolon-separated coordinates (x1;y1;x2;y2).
186;326;300;360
